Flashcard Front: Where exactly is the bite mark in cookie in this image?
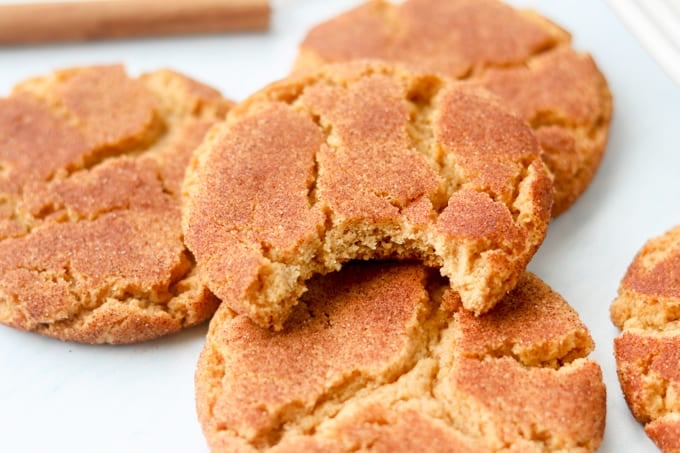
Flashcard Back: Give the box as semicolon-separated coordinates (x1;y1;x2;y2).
182;61;552;329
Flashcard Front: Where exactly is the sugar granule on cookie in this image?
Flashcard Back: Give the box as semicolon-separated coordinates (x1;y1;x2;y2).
196;263;606;452
294;0;612;217
611;225;680;452
0;65;232;344
182;61;553;329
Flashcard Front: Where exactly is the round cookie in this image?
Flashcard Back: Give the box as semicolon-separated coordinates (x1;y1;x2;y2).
294;0;612;217
196;264;606;452
611;225;680;452
0;65;233;344
182;61;553;329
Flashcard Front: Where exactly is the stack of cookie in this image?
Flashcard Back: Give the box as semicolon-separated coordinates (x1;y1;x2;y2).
186;60;606;450
9;0;671;451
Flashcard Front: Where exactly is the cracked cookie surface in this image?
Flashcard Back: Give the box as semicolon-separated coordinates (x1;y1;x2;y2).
182;61;553;329
611;225;680;452
0;65;232;344
196;264;605;452
294;0;612;217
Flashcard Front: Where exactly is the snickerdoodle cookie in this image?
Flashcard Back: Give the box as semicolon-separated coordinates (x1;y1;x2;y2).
196;263;606;452
182;61;552;329
0;65;232;344
294;0;612;217
611;225;680;452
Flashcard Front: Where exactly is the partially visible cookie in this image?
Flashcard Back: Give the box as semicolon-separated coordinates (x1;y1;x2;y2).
182;61;553;329
611;225;680;452
294;0;612;217
196;264;606;452
0;65;233;344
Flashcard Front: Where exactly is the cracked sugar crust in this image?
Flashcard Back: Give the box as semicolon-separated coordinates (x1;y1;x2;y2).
196;264;605;452
183;61;553;330
0;65;233;344
611;225;680;452
293;0;612;217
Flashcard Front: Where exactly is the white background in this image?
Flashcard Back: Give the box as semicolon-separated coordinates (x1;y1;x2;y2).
0;1;678;451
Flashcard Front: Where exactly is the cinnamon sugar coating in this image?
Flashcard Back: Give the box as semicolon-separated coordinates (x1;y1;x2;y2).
294;0;612;217
611;225;680;451
183;61;552;329
196;265;605;452
0;65;232;343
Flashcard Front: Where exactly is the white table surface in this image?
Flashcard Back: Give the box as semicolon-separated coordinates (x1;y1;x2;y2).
0;1;678;451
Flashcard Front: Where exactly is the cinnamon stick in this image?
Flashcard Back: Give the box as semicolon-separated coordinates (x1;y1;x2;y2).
0;0;270;45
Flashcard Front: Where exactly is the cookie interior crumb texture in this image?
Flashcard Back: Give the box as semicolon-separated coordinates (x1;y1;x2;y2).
183;61;553;329
611;225;680;452
196;264;606;452
0;65;233;344
294;0;612;217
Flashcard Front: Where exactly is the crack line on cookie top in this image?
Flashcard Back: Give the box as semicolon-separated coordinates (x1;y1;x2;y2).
431;343;596;449
635;346;665;423
204;272;601;451
30;273;202;340
205;341;229;435
22;195;134;233
615;290;680;331
460;335;593;370
154;167;176;198
402;75;545;227
369;0;569;82
403;76;457;214
13;83;171;185
12;261;183;308
619;337;679;423
8;174;173;239
215;270;446;450
286;68;538;227
529;104;609;141
294;105;329;211
1;103;191;241
44;116;169;184
371;2;611;151
530;100;611;171
0;241;203;338
466;40;565;80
